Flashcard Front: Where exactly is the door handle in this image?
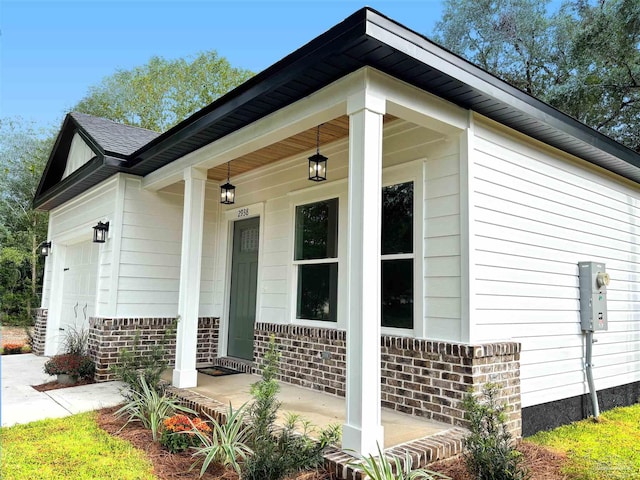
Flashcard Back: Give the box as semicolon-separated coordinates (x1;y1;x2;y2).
73;302;78;319
83;303;88;320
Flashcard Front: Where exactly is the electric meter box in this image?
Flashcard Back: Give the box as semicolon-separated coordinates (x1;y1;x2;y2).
578;261;609;332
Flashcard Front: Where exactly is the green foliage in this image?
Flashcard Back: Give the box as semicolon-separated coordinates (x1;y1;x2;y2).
115;376;195;441
242;335;340;480
463;383;528;480
434;0;640;153
350;443;449;480
0;118;52;325
528;403;640;480
62;324;90;356
191;404;253;477
74;52;254;132
111;318;176;394
0;412;155;479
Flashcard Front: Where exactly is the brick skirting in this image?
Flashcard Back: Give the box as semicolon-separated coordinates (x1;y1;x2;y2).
88;316;220;382
255;322;521;437
32;308;48;356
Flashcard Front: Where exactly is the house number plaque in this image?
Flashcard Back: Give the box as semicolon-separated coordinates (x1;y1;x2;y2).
237;207;250;218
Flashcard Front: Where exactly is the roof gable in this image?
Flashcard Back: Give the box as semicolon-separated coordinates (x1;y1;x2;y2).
34;112;160;209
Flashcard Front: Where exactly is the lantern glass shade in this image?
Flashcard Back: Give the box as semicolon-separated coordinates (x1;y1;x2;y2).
220;182;236;204
39;241;52;257
93;221;109;243
308;153;327;182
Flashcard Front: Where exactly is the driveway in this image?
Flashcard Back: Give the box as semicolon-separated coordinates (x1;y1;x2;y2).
1;354;126;427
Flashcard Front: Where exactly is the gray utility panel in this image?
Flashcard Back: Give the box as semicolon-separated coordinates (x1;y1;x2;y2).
578;261;609;332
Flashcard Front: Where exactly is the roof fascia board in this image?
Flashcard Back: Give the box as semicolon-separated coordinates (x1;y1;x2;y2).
364;10;640;168
33;115;73;203
142;68;375;191
33;156;104;209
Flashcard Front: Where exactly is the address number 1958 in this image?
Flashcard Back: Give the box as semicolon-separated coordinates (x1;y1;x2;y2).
237;208;250;218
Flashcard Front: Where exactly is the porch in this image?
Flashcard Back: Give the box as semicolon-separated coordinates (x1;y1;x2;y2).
163;370;467;479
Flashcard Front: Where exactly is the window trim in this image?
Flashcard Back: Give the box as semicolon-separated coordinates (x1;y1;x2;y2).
289;188;346;328
380;160;424;338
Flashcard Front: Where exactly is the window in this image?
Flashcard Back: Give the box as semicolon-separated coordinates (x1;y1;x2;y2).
295;198;338;322
381;181;414;329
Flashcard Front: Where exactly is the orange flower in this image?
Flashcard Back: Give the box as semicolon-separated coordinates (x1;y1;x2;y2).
163;414;211;435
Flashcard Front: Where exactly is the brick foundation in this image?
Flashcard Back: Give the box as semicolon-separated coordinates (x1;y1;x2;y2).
32;308;48;356
255;322;521;437
88;316;220;382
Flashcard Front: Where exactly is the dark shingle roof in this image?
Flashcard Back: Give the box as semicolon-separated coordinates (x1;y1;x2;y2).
70;112;160;157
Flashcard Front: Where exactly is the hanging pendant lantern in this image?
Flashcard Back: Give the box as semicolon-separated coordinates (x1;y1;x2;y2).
220;162;236;204
308;125;327;182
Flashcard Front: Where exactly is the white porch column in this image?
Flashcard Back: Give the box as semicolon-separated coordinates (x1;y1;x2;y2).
173;167;207;388
342;90;386;456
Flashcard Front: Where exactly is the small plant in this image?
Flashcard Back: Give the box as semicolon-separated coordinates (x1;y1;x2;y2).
115;376;195;441
43;325;95;381
44;353;95;379
160;414;211;453
350;443;448;480
111;318;177;394
62;325;90;355
463;383;529;480
191;403;253;477
2;343;25;355
242;335;340;480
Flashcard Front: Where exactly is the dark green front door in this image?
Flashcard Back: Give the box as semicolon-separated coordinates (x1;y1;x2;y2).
227;217;259;361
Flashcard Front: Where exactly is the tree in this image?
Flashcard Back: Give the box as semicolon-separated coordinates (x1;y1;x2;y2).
0;118;52;324
73;51;254;132
434;0;640;152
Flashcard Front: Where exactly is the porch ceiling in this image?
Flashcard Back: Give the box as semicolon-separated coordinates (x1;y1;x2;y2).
206;114;397;182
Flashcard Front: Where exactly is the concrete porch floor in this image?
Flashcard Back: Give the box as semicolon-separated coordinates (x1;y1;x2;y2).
164;370;451;449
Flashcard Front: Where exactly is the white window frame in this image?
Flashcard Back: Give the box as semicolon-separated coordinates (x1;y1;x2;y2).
288;181;347;329
381;160;425;338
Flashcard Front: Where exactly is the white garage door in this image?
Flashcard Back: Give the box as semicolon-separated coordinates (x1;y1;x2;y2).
59;240;100;341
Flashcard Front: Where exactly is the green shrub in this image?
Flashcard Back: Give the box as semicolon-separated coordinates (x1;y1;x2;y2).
463;383;528;480
62;325;90;355
191;403;253;477
115;376;195;441
242;335;340;480
111;318;176;394
350;443;448;480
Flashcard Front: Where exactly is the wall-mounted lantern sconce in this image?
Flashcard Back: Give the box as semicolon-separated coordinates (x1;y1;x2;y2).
93;221;109;243
38;241;52;257
220;162;236;205
308;124;327;182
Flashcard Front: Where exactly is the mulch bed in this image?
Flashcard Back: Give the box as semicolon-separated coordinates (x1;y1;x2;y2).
32;378;96;392
428;441;568;480
95;406;567;480
95;407;331;480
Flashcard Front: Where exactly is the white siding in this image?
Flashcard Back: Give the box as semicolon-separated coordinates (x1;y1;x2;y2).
62;133;95;179
471;119;640;407
116;177;219;318
212;120;462;339
48;177;118;316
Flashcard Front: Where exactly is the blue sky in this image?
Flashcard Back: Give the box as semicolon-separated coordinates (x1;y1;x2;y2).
1;1;446;131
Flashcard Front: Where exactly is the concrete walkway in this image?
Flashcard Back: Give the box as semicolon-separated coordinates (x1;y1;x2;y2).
1;354;126;427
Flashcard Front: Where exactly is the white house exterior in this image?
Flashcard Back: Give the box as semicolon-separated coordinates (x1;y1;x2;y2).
34;8;640;454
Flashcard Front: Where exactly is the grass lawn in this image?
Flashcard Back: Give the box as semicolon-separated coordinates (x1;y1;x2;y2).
528;403;640;480
0;412;156;480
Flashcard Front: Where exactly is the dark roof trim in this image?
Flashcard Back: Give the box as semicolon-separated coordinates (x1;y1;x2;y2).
363;9;640;170
35;7;640;211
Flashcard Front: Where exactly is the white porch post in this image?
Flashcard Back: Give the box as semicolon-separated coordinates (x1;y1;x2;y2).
173;167;207;388
342;90;385;456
